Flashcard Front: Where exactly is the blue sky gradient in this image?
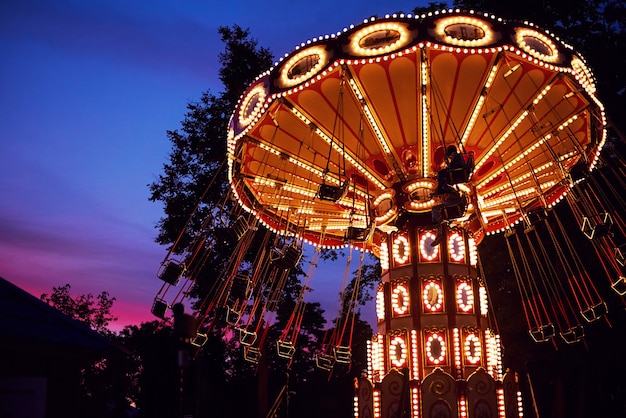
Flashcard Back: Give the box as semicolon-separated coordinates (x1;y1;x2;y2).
1;0;421;329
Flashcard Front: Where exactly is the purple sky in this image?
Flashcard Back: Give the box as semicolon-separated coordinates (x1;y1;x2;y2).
0;0;418;330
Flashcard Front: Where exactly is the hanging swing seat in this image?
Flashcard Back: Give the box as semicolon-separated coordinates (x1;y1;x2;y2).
244;346;261;364
272;243;303;270
315;353;336;371
581;301;608;322
615;245;625;267
345;222;375;242
581;212;613;239
191;332;208;347
525;208;548;228
151;298;168;319
317;179;349;202
560;325;585;344
276;340;296;359
568;161;589;183
231;274;251;300
333;346;352;364
529;323;555;343
441;193;468;220
225;306;242;326
158;260;186;286
239;328;258;346
230;215;252;241
445;152;475;185
611;276;626;296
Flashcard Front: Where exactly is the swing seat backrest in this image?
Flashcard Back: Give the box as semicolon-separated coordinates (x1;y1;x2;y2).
529;323;555;342
560;325;584;344
441;194;468;220
445;152;475;185
151;298;168;319
277;340;296;359
333;346;352;364
581;301;608;323
612;276;626;295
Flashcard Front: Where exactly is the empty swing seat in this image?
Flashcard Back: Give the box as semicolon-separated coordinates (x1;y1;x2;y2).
151;298;168;319
231;274;251;300
276;340;296;359
315;353;336;371
581;212;613;239
244;346;261;364
225;306;242;326
345;224;375;242
239;328;257;346
317;181;348;202
560;325;585;344
158;260;185;286
272;244;303;270
191;332;208;347
230;216;251;241
581;301;608;322
611;276;626;296
441;194;468;220
529;323;555;343
333;346;352;364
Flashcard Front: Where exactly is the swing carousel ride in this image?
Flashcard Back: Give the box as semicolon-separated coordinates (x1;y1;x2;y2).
153;9;626;418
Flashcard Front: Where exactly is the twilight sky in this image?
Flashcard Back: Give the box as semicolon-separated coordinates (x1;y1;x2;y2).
0;0;422;330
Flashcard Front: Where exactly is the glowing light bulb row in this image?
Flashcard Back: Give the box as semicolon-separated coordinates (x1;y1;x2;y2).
411;387;420;418
497;388;506;418
421;58;430;177
379;241;389;271
468;237;478;266
479;285;489;316
474;109;529;173
289;107;386;190
410;330;419;380
453;328;462;377
373;390;381;418
461;64;498;146
348;78;395;156
479;160;553;200
476;137;549;190
376;287;385;320
459;396;468;418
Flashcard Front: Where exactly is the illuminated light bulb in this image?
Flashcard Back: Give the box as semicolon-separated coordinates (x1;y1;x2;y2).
389;335;408;368
391;283;410;315
423;281;443;312
425;332;446;364
392;235;410;264
376;288;385;320
456;281;474;313
464;333;481;364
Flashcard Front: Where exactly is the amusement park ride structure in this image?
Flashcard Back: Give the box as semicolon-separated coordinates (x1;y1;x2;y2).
153;9;626;418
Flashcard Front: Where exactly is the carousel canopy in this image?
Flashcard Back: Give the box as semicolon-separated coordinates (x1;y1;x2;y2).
227;10;605;253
